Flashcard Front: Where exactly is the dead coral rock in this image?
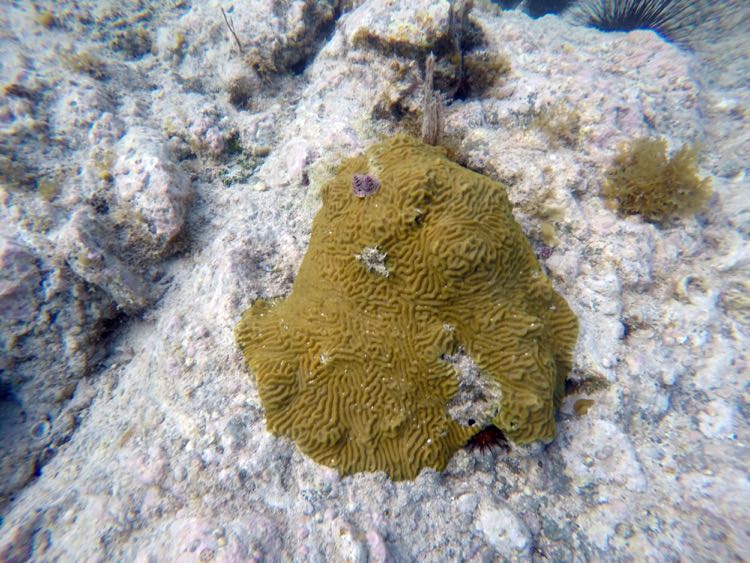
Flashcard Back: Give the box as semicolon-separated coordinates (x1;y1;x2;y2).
0;513;43;563
236;135;578;480
222;1;339;76
0;241;115;510
264;137;313;188
51;81;113;143
58;209;150;313
112;126;193;257
345;0;453;54
184;105;236;158
0;237;41;325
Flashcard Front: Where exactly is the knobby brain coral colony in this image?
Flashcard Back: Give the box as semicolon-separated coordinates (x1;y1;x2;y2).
236;135;578;480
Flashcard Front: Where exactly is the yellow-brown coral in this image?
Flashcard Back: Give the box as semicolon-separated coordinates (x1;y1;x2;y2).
236;135;578;479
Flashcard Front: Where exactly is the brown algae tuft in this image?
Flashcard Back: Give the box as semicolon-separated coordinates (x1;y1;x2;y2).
602;136;711;223
573;398;595;416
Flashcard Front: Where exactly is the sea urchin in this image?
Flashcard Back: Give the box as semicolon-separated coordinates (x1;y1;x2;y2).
466;425;510;455
574;0;698;44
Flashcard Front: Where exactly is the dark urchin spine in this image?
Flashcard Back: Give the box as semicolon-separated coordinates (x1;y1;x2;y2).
572;0;701;44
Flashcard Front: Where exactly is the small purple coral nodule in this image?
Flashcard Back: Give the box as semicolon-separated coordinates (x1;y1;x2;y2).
352;174;380;198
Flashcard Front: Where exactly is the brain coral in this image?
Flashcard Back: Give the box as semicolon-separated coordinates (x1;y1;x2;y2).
236;135;578;480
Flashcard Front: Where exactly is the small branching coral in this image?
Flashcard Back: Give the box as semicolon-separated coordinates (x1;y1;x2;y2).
602;136;711;223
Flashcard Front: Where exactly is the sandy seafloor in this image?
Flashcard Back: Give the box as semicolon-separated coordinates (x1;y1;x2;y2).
0;0;748;561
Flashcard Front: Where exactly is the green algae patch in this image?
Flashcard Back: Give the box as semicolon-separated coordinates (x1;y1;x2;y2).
602;137;711;223
236;135;578;480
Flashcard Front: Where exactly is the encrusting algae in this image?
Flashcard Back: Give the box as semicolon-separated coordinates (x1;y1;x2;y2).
236;135;578;480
